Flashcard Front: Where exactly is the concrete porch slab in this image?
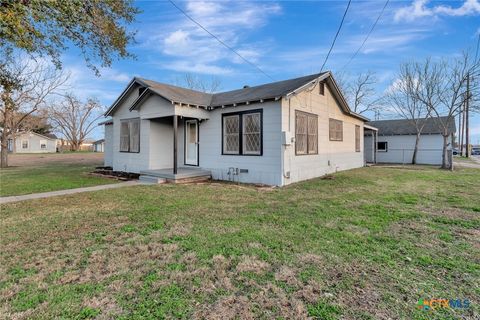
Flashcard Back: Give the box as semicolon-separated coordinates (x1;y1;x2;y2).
140;167;211;181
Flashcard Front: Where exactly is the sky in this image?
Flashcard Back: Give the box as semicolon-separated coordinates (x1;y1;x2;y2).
60;0;480;143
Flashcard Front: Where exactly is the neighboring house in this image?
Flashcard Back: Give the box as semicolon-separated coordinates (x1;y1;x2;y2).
7;131;57;153
93;139;105;152
102;72;369;186
364;117;456;165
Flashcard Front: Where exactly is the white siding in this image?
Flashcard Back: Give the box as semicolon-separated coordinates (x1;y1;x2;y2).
104;124;113;167
365;134;450;165
281;81;365;186
199;102;282;186
13;132;56;153
149;117;174;169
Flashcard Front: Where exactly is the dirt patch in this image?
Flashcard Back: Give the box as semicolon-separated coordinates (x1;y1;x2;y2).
7;153;103;167
236;256;270;274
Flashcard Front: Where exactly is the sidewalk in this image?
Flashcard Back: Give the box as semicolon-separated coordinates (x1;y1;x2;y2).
0;181;140;204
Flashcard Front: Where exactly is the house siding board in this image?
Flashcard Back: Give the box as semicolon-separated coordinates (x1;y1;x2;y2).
281;81;364;185
198;101;282;186
104;125;113;166
14;132;56;153
149;117;175;169
365;134;449;165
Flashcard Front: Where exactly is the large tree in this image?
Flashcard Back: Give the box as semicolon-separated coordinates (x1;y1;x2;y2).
335;71;380;115
384;61;433;164
0;54;68;167
0;0;139;74
175;73;222;93
49;94;103;151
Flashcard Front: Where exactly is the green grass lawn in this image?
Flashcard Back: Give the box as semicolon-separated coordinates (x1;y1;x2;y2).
0;163;116;197
1;167;479;319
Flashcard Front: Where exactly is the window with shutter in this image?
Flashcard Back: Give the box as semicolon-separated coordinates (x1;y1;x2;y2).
329;118;343;141
355;125;360;152
130;119;140;153
120;118;140;152
296;111;318;155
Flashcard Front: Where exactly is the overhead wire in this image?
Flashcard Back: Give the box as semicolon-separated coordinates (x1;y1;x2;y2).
168;0;275;81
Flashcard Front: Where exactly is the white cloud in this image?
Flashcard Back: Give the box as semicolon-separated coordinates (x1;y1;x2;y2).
394;0;480;22
143;0;281;74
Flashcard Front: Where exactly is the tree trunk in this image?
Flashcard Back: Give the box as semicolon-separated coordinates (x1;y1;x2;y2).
412;132;420;164
0;131;8;168
441;134;449;169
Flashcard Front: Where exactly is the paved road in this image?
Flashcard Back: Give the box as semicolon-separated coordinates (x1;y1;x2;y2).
0;181;140;204
454;155;480;169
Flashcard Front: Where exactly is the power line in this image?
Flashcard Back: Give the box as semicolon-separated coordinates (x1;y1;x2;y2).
168;0;274;81
341;0;389;71
320;0;352;73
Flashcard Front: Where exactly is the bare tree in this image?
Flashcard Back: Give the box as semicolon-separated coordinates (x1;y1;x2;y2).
414;54;479;169
49;95;104;151
384;62;432;164
0;53;68;167
335;71;380;115
175;73;222;93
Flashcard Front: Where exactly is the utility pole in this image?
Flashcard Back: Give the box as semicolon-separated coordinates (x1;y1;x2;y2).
465;74;470;158
459;101;464;156
460;99;466;156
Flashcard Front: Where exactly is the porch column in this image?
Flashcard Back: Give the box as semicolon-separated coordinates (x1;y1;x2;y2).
173;115;178;175
374;131;378;164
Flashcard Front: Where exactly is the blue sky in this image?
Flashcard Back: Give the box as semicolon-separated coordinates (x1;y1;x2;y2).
62;0;480;143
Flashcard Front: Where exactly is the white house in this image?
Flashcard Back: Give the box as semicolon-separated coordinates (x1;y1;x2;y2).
364;117;456;165
93;139;105;152
7;131;57;153
102;72;370;186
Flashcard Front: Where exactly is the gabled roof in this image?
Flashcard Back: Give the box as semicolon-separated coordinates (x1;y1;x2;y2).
367;116;456;136
18;131;57;140
105;72;369;121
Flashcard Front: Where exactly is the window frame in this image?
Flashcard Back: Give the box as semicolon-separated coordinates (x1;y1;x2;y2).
221;109;263;156
21;140;29;149
377;141;388;152
355;125;361;152
329;118;343;141
295;110;318;156
119;118;141;153
40;140;47;149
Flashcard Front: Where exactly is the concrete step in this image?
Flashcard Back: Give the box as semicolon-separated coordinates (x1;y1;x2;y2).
139;175;167;184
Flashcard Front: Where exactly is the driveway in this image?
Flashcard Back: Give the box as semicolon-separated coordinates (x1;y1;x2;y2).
454;155;480;169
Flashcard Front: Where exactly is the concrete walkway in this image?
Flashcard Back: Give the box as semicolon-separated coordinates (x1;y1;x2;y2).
0;181;140;204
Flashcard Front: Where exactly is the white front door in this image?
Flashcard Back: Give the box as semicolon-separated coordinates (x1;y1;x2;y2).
185;120;198;165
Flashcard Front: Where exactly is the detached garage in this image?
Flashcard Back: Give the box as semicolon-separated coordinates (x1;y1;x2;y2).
364;117;456;165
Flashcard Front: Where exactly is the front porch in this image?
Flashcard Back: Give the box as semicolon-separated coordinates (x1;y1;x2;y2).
140;167;211;184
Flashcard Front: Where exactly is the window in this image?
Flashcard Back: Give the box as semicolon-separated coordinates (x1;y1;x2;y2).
243;113;261;155
329;118;343;141
377;141;388;152
222;110;262;156
319;82;325;95
295;111;318;155
120;118;140;152
40;140;47;149
355;125;360;152
22;140;28;149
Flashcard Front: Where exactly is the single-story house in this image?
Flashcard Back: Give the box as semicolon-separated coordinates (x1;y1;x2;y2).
57;139;94;152
7;131;57;153
364;117;456;165
93;139;105;152
101;72;370;186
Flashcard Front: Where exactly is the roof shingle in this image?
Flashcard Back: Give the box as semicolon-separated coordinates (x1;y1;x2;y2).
367;117;456;136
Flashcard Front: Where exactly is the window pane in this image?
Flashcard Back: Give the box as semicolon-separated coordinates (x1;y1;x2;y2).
120;121;130;152
295;112;307;154
243;113;261;154
307;115;318;154
22;140;28;149
130;119;140;152
329;119;343;141
223;115;239;154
